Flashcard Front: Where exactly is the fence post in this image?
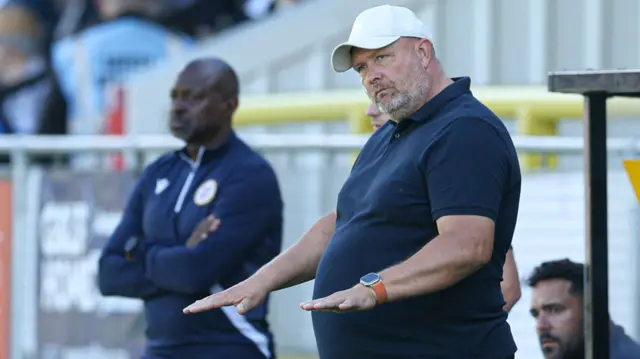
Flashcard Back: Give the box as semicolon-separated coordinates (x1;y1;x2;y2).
0;173;11;359
10;150;29;359
623;156;640;340
516;108;559;171
348;107;370;162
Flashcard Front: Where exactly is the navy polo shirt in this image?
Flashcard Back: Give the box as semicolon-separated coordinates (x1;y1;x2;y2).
312;77;521;359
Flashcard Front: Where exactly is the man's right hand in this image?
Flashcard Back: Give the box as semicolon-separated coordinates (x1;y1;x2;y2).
186;215;220;248
183;277;270;315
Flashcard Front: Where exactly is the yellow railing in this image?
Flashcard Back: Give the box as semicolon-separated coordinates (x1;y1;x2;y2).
234;86;640;170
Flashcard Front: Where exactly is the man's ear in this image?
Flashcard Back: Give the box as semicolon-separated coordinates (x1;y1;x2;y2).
415;39;434;69
219;97;238;118
228;97;239;114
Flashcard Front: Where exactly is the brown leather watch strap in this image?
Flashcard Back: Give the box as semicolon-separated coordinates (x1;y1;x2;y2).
371;280;388;304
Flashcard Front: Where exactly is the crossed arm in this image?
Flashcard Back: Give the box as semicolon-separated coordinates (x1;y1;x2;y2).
97;171;163;298
98;164;282;297
142;171;282;294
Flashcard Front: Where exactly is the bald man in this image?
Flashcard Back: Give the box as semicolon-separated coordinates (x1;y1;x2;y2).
365;102;389;131
98;58;283;359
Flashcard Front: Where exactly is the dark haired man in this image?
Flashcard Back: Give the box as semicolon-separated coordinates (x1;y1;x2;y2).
528;258;640;359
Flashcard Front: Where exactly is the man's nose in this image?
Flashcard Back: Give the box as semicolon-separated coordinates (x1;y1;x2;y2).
171;98;188;113
536;315;552;333
171;103;188;117
365;103;379;117
364;69;382;87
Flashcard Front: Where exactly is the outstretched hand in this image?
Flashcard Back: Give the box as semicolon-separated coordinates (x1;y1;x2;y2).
300;285;377;313
183;279;268;315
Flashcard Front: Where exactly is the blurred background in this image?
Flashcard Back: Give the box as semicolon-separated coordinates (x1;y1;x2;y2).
0;0;639;358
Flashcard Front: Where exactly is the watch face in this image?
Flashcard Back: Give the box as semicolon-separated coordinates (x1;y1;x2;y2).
360;272;380;286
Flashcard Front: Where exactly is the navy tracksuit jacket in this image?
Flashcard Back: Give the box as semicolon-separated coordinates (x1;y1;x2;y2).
98;131;283;359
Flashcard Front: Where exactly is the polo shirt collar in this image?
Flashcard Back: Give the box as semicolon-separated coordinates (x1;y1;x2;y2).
408;76;472;122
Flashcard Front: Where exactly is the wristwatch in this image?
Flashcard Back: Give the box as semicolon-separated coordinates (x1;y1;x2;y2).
124;237;139;261
359;272;388;305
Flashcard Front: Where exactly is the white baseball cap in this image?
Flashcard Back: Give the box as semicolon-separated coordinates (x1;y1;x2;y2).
331;5;432;73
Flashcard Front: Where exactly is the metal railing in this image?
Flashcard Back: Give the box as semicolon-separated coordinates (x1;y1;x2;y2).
214;87;640;170
123;85;640;170
3;132;640;154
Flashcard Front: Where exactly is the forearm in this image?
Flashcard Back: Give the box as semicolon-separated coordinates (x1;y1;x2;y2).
501;282;520;312
256;212;336;292
501;249;521;312
379;233;490;302
98;254;163;298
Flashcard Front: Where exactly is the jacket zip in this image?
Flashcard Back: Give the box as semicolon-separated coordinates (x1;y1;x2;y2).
174;147;204;213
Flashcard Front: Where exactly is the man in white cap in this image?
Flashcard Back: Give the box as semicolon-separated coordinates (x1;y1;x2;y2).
184;5;520;358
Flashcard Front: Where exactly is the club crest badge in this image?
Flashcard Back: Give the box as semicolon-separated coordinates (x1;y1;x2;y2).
194;179;217;206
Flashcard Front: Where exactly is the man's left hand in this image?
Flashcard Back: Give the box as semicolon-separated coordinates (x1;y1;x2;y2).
300;284;377;313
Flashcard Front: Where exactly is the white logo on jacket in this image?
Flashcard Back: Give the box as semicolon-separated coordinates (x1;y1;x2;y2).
194;179;218;206
155;178;169;194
